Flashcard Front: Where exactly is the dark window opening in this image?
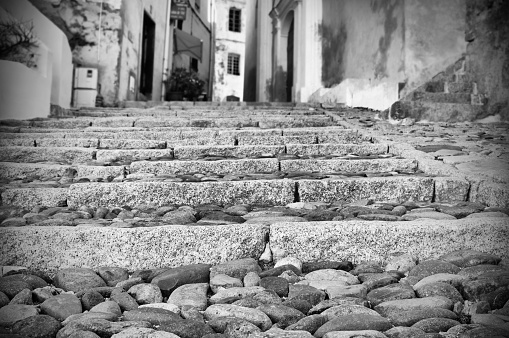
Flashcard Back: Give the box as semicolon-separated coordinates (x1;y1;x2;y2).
228;8;241;32
140;11;156;97
227;54;240;75
190;57;199;72
195;0;200;12
177;20;183;30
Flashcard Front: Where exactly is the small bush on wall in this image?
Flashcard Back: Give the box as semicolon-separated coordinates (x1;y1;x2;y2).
0;19;38;68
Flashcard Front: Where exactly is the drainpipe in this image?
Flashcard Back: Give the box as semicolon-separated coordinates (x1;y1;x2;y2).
162;0;172;100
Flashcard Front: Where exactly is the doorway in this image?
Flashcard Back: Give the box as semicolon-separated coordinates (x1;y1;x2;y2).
286;19;294;102
140;11;155;98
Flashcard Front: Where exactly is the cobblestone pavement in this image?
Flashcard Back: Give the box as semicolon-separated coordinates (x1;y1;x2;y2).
0;104;508;337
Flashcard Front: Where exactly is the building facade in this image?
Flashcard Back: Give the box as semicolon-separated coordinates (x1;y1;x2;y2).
212;0;246;102
27;0;213;106
253;0;467;109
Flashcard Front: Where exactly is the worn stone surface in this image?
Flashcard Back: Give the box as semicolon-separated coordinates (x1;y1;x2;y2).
298;177;434;204
269;219;509;264
0;225;266;273
68;181;295;208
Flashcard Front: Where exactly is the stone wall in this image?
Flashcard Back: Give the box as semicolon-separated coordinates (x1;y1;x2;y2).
465;0;509;119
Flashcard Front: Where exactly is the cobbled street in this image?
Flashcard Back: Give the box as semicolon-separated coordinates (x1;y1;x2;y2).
0;103;508;337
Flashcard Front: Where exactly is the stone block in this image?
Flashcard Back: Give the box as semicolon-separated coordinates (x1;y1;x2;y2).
99;139;166;149
173;145;285;160
75;165;125;178
286;144;388;156
237;135;317;146
0;163;73;180
298;177;434;204
269;218;509;264
0;146;96;164
0;224;266;273
31;119;93;129
434;177;470;202
36;138;99;148
0;138;35;147
95;149;174;162
1;188;68;209
134;118;192;128
470;181;509;209
280;158;417;174
130;158;279;175
67;180;295;208
92;117;138;128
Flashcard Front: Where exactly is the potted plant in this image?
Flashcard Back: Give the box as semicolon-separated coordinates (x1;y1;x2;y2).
164;67;205;101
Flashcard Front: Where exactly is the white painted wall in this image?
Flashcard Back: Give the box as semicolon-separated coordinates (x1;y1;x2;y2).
0;0;72;109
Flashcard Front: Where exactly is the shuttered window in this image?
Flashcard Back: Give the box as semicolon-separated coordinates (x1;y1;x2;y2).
228;8;241;32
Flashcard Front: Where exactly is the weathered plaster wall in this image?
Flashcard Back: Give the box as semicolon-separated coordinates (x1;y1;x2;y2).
0;6;52;119
465;0;509;119
320;0;466;99
118;0;142;102
2;0;73;109
321;0;405;88
213;0;246;101
403;0;467;96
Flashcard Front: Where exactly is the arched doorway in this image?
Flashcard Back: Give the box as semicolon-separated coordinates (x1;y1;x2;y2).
274;10;294;102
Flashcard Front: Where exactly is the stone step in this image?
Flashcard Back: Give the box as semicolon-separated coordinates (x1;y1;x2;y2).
270;218;509;264
0;127;361;143
0;146;96;164
71;108;326;118
4;115;337;130
1;217;507;272
0;175;434;209
446;81;474;94
411;92;472;104
390;101;485;122
0;133;369;148
0;223;267;272
62;176;432;209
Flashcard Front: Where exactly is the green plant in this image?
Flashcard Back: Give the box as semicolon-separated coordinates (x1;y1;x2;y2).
0;18;38;68
165;67;205;100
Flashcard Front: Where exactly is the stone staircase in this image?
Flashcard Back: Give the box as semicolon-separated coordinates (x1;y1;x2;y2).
389;57;487;122
0;103;507;274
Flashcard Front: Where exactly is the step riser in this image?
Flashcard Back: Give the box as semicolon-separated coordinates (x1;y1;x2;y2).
1;219;507;273
0;147;95;164
67;181;296;209
2;176;439;210
130;159;279;176
0;224;267;273
298;177;434;204
270;219;509;264
16;116;337;130
280;159;417;174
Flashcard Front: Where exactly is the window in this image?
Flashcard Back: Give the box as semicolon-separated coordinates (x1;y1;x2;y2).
228;7;241;32
227;53;240;75
190;57;198;72
177;20;183;30
195;0;200;12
